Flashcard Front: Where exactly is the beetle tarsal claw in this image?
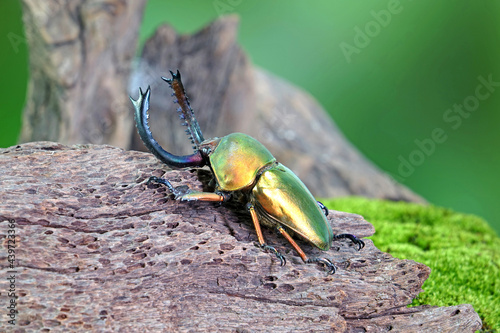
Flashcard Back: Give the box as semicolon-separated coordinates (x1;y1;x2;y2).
146;176;191;199
307;257;337;275
333;234;366;251
259;244;286;266
317;200;329;217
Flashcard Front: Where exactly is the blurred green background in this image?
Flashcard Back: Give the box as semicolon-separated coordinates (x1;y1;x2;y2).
1;0;499;234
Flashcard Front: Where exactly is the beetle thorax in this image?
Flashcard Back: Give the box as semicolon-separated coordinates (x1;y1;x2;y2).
206;133;276;192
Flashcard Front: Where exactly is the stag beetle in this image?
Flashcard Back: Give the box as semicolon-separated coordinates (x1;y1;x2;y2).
130;70;364;274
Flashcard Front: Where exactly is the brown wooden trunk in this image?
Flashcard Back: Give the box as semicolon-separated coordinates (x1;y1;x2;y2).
19;0;424;203
0;142;482;332
19;0;147;148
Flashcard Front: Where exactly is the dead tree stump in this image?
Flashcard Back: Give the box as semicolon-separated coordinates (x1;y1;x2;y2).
19;0;423;203
0;142;482;332
19;0;147;147
131;17;424;203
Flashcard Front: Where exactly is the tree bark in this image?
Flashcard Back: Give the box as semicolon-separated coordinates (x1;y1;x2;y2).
0;142;482;332
131;17;424;202
19;0;424;203
19;0;147;148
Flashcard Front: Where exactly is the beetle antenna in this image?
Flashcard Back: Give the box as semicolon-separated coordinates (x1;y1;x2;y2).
162;70;205;150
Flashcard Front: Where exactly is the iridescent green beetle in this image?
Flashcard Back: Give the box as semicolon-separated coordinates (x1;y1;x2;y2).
130;70;364;274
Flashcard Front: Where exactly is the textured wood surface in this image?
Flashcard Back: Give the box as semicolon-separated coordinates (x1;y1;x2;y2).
19;0;147;147
131;17;425;203
18;0;424;203
0;142;482;332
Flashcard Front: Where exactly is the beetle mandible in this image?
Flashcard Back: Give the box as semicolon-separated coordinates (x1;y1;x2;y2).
130;70;364;274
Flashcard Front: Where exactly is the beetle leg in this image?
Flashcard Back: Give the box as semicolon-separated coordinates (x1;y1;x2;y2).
276;225;337;274
147;176;186;198
317;201;329;217
276;226;307;261
305;257;337;275
147;176;230;202
261;244;286;266
333;233;365;251
179;191;230;202
246;203;286;266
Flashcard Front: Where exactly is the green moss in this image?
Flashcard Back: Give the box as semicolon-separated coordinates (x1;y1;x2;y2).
321;197;499;331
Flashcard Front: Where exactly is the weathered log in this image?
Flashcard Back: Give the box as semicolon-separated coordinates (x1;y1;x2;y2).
0;142;482;332
131;17;424;203
19;0;147;147
19;0;424;203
